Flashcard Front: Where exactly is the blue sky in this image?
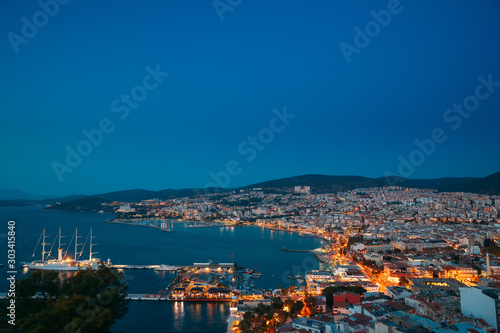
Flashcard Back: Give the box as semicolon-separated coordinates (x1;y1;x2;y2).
1;0;500;196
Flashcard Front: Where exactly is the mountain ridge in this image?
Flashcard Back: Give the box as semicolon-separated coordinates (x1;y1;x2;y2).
1;172;498;207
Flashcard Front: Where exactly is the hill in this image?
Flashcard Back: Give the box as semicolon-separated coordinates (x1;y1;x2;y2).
7;171;500;213
89;187;227;202
42;187;228;212
242;174;382;193
242;174;482;194
440;171;500;195
44;197;112;213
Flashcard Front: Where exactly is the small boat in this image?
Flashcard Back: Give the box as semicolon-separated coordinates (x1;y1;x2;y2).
154;264;179;271
287;274;302;279
243;269;261;278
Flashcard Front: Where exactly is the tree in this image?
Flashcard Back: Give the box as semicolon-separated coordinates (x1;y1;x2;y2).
484;238;492;247
272;297;283;310
283;299;294;312
363;259;377;269
255;302;267;317
471;263;482;275
291;300;304;316
0;265;129;333
304;296;317;316
399;276;410;287
321;286;366;308
347;235;363;247
238;312;253;332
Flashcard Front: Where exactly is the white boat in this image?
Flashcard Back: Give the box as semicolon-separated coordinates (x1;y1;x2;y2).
243;268;262;278
154;264;179;271
24;228;110;271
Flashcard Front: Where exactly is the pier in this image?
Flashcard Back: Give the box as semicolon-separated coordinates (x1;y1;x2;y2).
126;293;168;301
111;264;181;270
282;247;330;264
282;246;313;252
167;261;237;302
112;264;159;270
105;219;175;233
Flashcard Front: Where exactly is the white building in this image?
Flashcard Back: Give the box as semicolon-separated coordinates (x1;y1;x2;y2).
407;256;439;267
350;243;365;252
291;316;336;333
364;243;393;254
117;204;135;212
385;286;412;300
294;186;311;194
460;286;500;332
465;245;480;255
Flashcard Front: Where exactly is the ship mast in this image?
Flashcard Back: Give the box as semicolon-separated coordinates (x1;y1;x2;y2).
75;228;82;261
41;229;50;263
57;228;66;262
89;228;97;261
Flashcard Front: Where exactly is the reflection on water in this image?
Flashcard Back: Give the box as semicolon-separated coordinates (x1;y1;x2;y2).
173;301;185;330
207;302;214;318
1;206;320;333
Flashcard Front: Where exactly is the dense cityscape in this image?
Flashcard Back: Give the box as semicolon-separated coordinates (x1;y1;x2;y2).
82;185;500;332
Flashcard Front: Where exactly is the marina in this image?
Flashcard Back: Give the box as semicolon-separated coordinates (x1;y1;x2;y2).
110;264;180;270
105;218;176;232
168;261;237;302
126;294;167;301
120;261;266;302
21;226;268;304
1;206;321;333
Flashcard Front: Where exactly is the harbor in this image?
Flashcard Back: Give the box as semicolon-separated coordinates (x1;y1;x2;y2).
168;261;237;302
20;226;284;304
19;259;264;304
111;264;180;271
117;261;258;303
105;218;176;232
2;207;322;333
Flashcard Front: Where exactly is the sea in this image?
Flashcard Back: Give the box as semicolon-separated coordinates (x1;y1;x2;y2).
0;206;321;332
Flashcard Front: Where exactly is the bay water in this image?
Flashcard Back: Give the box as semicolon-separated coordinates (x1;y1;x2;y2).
0;206;321;332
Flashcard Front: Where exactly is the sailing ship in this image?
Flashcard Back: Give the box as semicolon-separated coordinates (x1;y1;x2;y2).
24;228;111;271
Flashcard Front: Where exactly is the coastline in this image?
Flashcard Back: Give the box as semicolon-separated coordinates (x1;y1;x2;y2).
105;219;175;232
252;225;331;265
253;224;331;242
